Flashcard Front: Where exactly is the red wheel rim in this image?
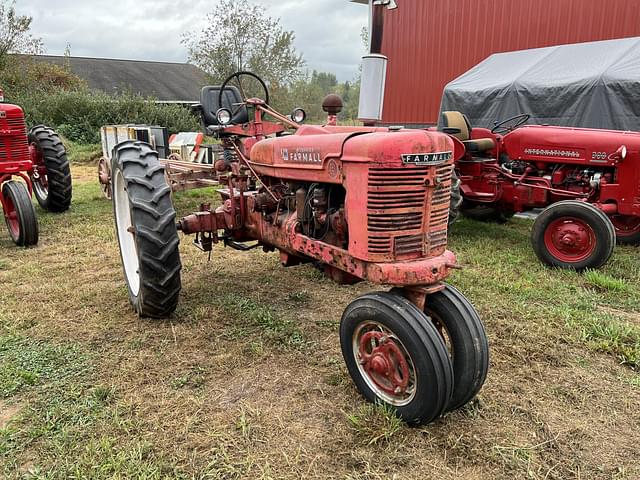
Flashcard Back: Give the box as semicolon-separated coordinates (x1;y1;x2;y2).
610;215;640;238
543;217;596;263
353;321;416;406
3;191;20;239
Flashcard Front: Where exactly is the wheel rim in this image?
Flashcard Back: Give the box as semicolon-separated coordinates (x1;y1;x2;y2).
30;143;49;201
610;215;640;238
543;217;596;263
97;158;112;199
352;320;417;406
113;170;140;296
429;314;454;358
3;189;20;240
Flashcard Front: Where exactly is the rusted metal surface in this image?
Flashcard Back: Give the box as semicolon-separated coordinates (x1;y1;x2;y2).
178;84;462;306
358;329;410;395
376;0;640;125
97;157;112;199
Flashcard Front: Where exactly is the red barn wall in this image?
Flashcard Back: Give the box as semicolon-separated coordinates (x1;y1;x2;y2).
380;0;640;125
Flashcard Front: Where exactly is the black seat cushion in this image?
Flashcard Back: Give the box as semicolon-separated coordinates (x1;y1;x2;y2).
200;86;249;126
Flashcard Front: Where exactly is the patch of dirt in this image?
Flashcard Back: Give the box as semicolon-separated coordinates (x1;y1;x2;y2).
0;401;22;429
597;305;640;326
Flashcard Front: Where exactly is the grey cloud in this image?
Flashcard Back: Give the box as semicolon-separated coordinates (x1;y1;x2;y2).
19;0;368;80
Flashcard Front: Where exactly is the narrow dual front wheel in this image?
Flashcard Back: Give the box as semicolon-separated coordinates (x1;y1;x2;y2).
531;200;615;270
111;141;182;317
340;286;488;425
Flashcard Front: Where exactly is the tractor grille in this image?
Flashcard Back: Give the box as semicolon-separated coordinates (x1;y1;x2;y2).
366;164;453;259
0;114;29;163
427;163;454;255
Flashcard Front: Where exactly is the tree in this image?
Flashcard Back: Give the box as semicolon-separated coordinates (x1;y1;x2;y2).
182;0;305;88
0;0;43;69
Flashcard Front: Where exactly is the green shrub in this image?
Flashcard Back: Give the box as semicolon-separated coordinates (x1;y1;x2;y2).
7;89;200;143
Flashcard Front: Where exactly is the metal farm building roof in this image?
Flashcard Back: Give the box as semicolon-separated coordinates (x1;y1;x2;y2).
27;55;208;102
371;0;640;125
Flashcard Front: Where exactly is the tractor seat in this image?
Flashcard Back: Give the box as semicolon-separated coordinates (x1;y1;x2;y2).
197;85;249;127
440;111;495;153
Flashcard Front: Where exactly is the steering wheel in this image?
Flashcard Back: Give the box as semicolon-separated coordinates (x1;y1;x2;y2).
218;71;270;119
491;114;531;134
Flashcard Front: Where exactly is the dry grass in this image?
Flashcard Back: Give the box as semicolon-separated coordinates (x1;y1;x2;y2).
0;161;639;479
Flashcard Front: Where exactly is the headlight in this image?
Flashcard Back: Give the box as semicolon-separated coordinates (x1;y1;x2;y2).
216;108;232;126
292;108;306;124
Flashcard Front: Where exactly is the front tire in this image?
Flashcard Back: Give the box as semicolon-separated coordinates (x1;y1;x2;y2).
340;292;453;425
2;181;38;246
111;141;181;317
531;200;615;270
423;284;489;411
28;125;72;212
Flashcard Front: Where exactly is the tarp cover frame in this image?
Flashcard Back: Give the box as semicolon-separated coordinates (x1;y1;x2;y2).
440;37;640;132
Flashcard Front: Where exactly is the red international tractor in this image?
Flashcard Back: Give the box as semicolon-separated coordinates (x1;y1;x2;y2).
109;72;489;425
441;111;640;270
0;89;72;246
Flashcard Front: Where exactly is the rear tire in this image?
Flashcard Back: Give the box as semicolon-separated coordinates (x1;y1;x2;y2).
610;215;640;245
2;181;38;247
111;141;181;317
423;284;489;411
28;125;72;212
340;291;453;425
531;200;615;270
448;170;463;226
462;204;513;223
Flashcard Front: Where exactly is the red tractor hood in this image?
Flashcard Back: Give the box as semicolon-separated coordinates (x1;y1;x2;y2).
503;125;640;166
249;126;454;183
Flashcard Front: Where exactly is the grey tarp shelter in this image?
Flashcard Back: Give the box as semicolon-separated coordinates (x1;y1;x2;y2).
440;37;640;132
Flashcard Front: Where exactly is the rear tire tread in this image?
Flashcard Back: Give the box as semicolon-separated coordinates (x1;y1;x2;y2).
112;141;181;318
28;125;72;212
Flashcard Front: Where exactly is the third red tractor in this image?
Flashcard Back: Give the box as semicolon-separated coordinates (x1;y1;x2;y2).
0;88;72;246
441;111;639;270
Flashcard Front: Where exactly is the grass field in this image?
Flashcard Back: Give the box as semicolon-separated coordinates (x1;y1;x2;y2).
1;159;639;479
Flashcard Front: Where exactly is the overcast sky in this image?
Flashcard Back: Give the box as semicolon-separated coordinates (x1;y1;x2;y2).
19;0;368;81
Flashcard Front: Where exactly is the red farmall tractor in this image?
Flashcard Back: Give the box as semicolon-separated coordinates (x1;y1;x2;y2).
441;111;640;270
109;72;489;425
0;89;72;246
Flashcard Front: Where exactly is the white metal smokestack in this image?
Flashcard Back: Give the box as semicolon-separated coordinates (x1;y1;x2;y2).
356;0;396;123
358;54;387;122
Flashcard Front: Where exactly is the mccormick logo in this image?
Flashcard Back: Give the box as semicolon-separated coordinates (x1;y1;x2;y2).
281;147;322;164
402;151;452;166
0;111;5;119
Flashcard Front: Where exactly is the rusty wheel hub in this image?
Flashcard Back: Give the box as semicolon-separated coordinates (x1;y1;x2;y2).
353;322;416;405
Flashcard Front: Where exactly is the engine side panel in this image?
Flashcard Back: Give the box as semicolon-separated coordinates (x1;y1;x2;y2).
503;125;640;167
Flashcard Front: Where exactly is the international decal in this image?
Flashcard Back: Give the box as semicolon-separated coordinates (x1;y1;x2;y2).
401;151;452;166
0;111;5;119
524;148;580;158
281;147;322;164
